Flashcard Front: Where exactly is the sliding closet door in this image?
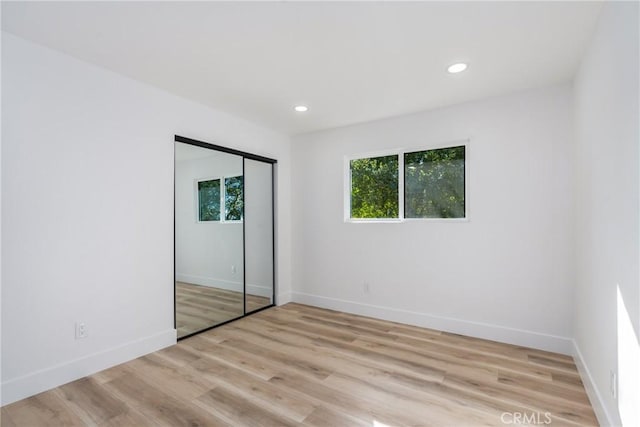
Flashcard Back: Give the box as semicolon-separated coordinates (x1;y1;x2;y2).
174;134;276;339
175;142;244;338
243;159;274;312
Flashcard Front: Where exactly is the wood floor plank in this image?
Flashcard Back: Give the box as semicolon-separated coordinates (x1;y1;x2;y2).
172;334;225;355
528;354;581;373
552;372;589;390
443;374;596;426
256;311;358;343
268;371;401;426
56;378;127;425
102;374;225;427
0;409;18;427
218;336;334;380
301;405;371;427
2;391;85;427
299;314;397;340
283;303;401;332
194;385;298;427
242;313;448;380
96;408;156;427
322;368;497;426
89;363;129;385
182;338;281;381
124;353;215;401
154;342;202;366
355;333;558;381
223;320;450;393
2;303;598;427
189;356;318;422
497;372;592;406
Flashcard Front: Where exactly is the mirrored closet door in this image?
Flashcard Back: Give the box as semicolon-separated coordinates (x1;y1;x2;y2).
174;136;275;339
244;159;274;313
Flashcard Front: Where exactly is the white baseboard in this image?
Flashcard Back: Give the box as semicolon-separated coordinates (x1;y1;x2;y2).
573;340;618;426
291;292;573;355
1;329;176;406
177;274;272;299
277;292;292;305
176;273;243;293
246;284;272;298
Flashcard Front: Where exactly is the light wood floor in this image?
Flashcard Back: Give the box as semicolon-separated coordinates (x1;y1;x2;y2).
176;282;271;338
1;303;598;426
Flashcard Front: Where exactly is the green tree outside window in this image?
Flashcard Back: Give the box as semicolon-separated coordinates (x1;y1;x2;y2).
198;179;221;221
225;176;244;221
349;146;465;220
350;155;399;219
405;146;465;218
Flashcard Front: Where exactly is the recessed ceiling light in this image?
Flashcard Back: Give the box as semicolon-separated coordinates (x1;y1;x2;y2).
447;63;468;74
294;105;309;113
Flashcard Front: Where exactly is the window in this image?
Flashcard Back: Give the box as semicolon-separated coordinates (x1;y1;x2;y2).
224;176;244;221
350;155;399;219
347;144;466;221
198;179;221;221
198;176;244;222
404;146;465;218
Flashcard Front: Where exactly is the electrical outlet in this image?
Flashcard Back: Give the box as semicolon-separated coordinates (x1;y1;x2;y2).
363;282;370;293
610;370;617;399
231;265;237;274
75;322;88;339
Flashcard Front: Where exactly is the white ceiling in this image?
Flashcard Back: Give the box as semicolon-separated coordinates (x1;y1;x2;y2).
2;1;602;136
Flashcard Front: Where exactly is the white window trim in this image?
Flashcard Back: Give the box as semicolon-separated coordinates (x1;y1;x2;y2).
344;139;470;223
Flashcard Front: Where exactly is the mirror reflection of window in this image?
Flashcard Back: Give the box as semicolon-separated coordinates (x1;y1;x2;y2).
224;176;244;221
196;175;244;223
197;179;220;221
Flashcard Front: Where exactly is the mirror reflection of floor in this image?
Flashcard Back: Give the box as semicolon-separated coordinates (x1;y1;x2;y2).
176;282;271;338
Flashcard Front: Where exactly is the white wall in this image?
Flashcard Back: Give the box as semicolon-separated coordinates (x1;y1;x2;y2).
292;84;575;354
1;33;292;405
175;151;244;292
573;2;639;426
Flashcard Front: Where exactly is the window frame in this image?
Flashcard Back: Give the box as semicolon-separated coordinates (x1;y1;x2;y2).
344;149;402;223
344;140;469;223
196;175;245;224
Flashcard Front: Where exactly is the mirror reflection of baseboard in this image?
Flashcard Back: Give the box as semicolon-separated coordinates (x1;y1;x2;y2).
174;136;276;339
